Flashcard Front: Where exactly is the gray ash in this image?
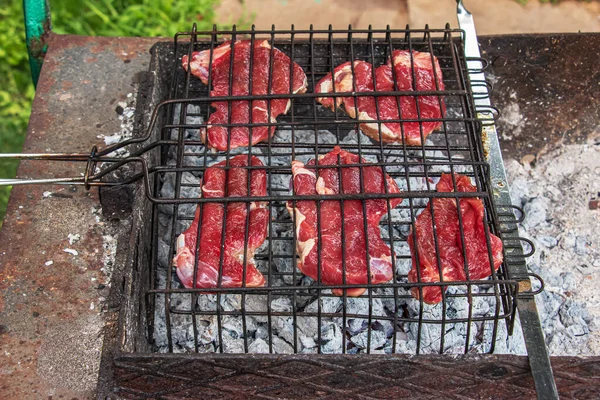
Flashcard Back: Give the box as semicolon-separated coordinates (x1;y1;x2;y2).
152;104;526;355
506;145;600;356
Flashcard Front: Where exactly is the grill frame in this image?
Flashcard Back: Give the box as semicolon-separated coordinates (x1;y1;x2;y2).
129;24;532;358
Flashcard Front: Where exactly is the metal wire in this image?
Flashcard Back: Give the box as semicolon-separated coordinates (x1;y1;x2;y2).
139;24;527;356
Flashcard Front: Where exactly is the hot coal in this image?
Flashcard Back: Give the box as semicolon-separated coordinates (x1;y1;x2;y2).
152;103;526;355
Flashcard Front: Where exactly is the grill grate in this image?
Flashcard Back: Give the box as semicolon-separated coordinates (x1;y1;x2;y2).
144;25;522;355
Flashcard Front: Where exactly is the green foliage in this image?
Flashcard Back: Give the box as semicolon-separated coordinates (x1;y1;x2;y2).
50;0;251;37
0;0;246;228
0;2;34;228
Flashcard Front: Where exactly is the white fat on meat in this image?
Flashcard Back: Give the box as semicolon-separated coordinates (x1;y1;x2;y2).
284;205;316;264
369;254;393;278
294;75;308;94
290;207;306;242
287;162;318;263
317;62;397;139
182;43;233;84
316;78;333;105
315;177;335;195
390;51;443;82
355;112;396;138
229;247;253;264
174;232;235;287
202;185;222;194
281;74;308;115
317;62;357;107
253;105;277;124
182;39;270;85
257;40;270;49
297;238;315;264
173;233;190;267
249;201;267;212
290;161;315;179
393;51;432;68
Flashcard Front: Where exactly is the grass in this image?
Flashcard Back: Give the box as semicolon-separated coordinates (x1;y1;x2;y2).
0;0;250;228
0;2;34;228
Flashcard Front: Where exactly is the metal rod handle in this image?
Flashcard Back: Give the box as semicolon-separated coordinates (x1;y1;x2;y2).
0;152;89;159
0;146;98;187
0;177;85;186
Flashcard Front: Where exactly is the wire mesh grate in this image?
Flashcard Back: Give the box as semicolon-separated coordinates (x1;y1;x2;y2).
144;25;520;356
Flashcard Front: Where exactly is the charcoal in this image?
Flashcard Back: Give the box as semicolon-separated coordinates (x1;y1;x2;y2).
157;238;171;268
272;336;294;354
222;336;245;353
561;231;577;249
370;349;387;354
347;319;368;335
297;316;318;338
558;299;591;329
271;240;298;285
198;317;219;345
351;329;387;350
245;295;269;324
273;316;295;345
151;100;537;355
255;324;268;340
304;296;342;314
222;316;244;339
196;294;218;312
249;338;270;353
566;324;588;337
560;272;577;292
375;320;395;338
320;323;343;353
393;336;417;354
221;294;241;312
300;336;317;351
472;297;491;317
505;144;600;356
346;297;385;318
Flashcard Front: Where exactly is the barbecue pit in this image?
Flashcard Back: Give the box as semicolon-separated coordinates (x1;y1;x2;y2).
105;17;553;398
5;1;596;398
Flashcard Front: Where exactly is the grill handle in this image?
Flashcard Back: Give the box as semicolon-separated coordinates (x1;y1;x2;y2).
0;152;92;186
456;1;485;81
0;146;130;189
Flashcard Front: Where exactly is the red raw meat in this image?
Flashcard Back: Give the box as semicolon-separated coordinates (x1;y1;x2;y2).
286;146;402;296
182;40;308;151
407;174;504;304
173;155;268;288
316;50;445;145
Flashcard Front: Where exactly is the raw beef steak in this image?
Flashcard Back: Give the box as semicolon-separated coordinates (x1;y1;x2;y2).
316;50;445;145
287;146;402;296
182;40;308;151
173;155;268;288
408;173;504;304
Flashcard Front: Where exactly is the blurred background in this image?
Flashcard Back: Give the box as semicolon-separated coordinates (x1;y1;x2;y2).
0;0;599;227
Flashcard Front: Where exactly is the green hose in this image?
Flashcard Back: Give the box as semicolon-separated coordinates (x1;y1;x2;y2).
23;0;51;86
